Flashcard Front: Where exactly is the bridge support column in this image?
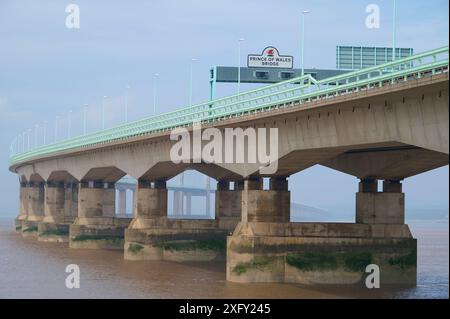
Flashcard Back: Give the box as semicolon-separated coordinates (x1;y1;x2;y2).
37;182;70;242
118;189;127;217
69;181;131;250
22;181;45;237
125;178;227;262
64;183;79;222
241;177;290;223
215;180;242;230
356;179;405;224
14;182;29;232
227;176;416;285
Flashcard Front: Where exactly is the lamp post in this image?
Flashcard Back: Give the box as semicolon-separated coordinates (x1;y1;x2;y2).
83;104;88;134
392;0;397;61
237;38;245;96
153;74;159;116
301;10;310;76
189;58;197;107
54;116;59;142
34;124;38;148
27;128;31;151
43;121;47;145
22;131;26;152
68;110;72;138
102;95;107;130
125;86;130;122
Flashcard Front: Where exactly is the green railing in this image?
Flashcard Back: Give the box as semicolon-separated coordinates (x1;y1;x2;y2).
9;46;449;167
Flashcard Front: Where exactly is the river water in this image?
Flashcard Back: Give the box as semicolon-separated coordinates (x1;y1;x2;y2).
0;218;447;299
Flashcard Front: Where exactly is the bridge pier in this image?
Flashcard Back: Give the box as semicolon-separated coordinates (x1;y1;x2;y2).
117;189;127;216
69;181;131;250
215;180;242;230
36;182;74;242
226;177;416;285
14;182;29;232
21;182;45;237
125;178;238;261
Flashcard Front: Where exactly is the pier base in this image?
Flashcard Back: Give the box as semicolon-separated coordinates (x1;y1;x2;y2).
125;218;229;261
226;222;416;285
69;217;132;250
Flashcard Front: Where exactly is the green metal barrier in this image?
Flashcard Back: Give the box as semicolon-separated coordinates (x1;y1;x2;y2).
9;46;449;168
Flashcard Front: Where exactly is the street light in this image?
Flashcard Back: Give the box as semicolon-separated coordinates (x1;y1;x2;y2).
189;58;198;107
301;10;310;76
392;0;396;61
23;131;26;152
238;38;245;96
34;124;38;148
54;116;59;142
102;95;107;130
43;121;47;145
27;128;31;151
153;74;159;116
125;85;130;123
83;104;88;134
68;110;73;138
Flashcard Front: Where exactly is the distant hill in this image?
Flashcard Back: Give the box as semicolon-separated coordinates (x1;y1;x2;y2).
290;202;449;222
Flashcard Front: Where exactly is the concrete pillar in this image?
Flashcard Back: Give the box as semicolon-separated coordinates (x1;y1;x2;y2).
215;180;242;230
118;189;127;216
186;193;192;216
18;182;29;220
78;181;115;218
44;182;66;223
64;183;79;221
27;181;45;221
173;191;181;216
356;179;405;224
241;177;290;223
130;189;135;217
134;179;167;218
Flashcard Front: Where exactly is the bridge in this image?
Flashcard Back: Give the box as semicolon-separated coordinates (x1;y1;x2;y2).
115;176;214;218
9;46;449;285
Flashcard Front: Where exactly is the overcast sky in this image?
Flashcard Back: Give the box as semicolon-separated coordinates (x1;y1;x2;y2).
0;0;448;217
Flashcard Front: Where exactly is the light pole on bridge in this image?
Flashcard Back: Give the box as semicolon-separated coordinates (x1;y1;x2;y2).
54;116;59;143
34;124;38;149
189;58;198;108
153;74;159;116
102;95;107;130
68;110;72;138
83;104;88;135
43;121;47;145
392;0;397;61
237;38;245;96
300;10;310;77
27;128;31;151
125;85;130;123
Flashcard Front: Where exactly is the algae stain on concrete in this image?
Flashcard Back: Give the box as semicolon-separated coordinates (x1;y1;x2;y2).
232;256;277;275
23;226;38;233
286;251;372;272
72;234;124;243
388;248;417;269
128;243;144;254
159;239;226;252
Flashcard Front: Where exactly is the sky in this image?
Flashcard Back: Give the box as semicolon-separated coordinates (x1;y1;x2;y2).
0;0;448;218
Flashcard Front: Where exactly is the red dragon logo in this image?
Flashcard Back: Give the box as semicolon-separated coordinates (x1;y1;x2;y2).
266;48;275;56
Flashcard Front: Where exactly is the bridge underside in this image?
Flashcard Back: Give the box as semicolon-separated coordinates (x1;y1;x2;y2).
12;74;449;285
